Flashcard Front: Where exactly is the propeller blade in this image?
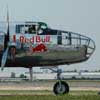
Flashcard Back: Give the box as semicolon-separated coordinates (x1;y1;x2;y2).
1;7;10;70
1;48;9;71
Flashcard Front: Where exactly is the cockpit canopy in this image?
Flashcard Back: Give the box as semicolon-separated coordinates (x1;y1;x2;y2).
15;22;48;34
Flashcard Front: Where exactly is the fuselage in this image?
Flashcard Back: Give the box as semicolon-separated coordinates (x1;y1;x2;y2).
0;22;95;68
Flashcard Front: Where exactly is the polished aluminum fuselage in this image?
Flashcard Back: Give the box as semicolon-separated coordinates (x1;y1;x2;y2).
0;28;95;68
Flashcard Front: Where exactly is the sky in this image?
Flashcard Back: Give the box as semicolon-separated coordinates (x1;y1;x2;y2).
0;0;100;75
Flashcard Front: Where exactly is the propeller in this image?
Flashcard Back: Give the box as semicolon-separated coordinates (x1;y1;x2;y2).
1;8;10;71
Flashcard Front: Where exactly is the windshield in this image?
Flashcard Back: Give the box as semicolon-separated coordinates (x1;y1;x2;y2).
15;22;49;34
16;24;37;34
38;22;48;30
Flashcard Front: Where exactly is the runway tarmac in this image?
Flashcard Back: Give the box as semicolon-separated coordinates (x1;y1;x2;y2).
0;80;100;91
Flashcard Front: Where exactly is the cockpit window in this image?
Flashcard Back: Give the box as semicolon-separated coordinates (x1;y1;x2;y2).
16;25;24;33
15;22;48;34
37;22;48;34
25;25;36;33
38;22;48;30
40;24;47;30
16;24;37;34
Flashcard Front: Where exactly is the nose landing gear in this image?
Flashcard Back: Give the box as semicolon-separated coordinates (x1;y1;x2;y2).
41;67;70;95
53;69;69;95
53;81;69;95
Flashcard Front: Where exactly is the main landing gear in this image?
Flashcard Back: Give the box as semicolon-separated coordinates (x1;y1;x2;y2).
47;67;69;95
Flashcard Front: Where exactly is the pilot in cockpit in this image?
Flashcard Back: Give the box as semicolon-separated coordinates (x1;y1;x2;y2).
24;25;36;34
28;25;36;33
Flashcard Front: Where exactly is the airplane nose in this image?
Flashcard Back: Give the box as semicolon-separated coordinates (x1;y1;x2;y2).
60;31;96;59
84;36;96;58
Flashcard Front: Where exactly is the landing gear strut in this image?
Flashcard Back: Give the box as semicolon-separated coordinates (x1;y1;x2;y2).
53;68;69;95
29;67;33;81
43;67;69;95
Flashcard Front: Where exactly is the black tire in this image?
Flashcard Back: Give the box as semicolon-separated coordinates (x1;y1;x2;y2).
53;81;69;95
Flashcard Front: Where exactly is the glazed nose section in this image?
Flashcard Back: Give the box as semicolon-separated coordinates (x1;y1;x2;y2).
72;33;96;59
85;37;96;58
60;31;96;59
77;34;96;58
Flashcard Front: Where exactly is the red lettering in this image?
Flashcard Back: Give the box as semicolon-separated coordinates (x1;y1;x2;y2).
46;35;50;42
19;35;50;44
25;38;30;43
20;36;25;43
36;36;40;42
41;38;45;42
30;37;34;43
13;35;16;42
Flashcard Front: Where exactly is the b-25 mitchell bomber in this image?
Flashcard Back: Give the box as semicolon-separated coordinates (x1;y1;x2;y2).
0;14;95;95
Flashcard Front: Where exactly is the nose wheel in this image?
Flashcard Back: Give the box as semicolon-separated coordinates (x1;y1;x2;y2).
53;81;69;95
53;68;69;95
41;67;70;95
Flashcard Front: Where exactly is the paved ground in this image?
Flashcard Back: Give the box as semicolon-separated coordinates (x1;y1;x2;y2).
0;80;100;91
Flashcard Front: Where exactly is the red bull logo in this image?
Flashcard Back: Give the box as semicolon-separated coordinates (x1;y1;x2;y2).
13;35;50;44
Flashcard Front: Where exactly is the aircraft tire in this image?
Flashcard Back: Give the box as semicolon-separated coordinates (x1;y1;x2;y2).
53;81;69;95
